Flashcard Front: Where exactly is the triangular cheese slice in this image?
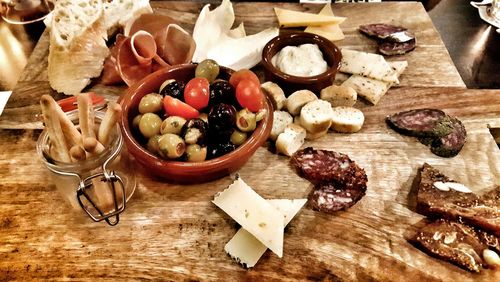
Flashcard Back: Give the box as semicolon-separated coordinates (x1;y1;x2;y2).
224;199;307;268
212;178;284;257
274;7;346;27
304;4;345;41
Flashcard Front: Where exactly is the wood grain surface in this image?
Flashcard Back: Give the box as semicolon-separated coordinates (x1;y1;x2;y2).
0;1;465;129
1;87;499;281
1;1;498;281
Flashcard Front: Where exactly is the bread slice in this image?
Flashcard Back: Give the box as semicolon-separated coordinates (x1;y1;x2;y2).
340;49;399;83
330;106;364;133
276;124;306;156
269;111;293;141
103;0;152;37
299;100;333;134
261;82;286;111
320;85;357;107
286;90;317;116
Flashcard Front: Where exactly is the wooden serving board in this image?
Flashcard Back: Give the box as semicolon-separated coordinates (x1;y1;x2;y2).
0;87;499;281
1;1;499;281
0;1;465;129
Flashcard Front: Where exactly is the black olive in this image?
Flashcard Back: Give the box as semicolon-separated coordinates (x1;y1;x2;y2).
160;81;185;101
209;81;236;107
180;118;208;146
207;142;236;159
208;103;237;133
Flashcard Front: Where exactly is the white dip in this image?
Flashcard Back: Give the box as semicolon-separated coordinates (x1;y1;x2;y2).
271;43;328;77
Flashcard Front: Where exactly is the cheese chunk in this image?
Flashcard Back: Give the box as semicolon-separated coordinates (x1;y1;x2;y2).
304;4;345;41
225;199;307;268
274;7;346;28
342;61;407;105
213;178;284;257
340;49;399;83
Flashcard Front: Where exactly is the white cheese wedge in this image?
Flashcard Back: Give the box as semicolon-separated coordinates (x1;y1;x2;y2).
274;7;346;27
212;178;284;257
225;199;307;268
304;4;345;41
340;49;399;83
341;61;407;105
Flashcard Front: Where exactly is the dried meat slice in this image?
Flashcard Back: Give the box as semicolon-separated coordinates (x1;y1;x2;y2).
378;39;416;56
386;109;452;137
416;163;500;236
410;219;500;272
309;183;366;213
359;23;407;40
430;117;467;158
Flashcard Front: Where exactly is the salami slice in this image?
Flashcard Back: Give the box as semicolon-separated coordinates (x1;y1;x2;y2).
430;117;466;158
291;147;367;187
310;183;367;213
386;109;452;137
359;23;407;40
378;39;416;56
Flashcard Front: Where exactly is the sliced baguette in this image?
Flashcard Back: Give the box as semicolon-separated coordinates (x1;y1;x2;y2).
103;0;152;37
299;100;333;134
330;106;365;133
286;90;317;116
276;124;306;156
261;82;286;111
320;85;357;107
269;111;293;141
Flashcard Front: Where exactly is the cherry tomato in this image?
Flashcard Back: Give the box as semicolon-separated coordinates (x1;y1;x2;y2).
184;77;210;110
163;96;199;119
229;69;260;88
235;79;264;112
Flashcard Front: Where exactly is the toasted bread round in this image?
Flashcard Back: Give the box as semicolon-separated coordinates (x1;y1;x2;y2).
269;111;293;141
286;90;317;116
261;81;286;111
276;124;306;157
330;106;364;133
299;100;333;134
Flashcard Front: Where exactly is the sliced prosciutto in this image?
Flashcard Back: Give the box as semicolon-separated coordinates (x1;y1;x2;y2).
155;24;196;65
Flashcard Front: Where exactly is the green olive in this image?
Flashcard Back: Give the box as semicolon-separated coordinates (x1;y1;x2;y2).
236;108;256;132
132;114;142;130
185;144;207;162
158;133;185;159
230;130;247;146
198;113;208;123
139;113;162;138
159;79;176;94
138;93;163;114
146;135;162;155
195;59;220;83
160;116;186;135
255;109;267;122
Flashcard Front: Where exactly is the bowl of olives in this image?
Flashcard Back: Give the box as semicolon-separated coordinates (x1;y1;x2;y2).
119;62;273;183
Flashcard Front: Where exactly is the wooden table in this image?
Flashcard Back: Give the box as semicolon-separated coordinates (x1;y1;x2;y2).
1;2;499;281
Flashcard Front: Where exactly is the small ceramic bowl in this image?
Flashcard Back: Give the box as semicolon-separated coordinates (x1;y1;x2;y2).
119;64;273;184
261;32;342;95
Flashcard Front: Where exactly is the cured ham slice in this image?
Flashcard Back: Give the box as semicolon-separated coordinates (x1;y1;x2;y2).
155;24;196;65
102;34;127;85
124;13;177;37
116;36;154;86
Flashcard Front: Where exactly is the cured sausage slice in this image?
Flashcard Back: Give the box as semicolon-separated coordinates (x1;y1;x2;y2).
310;183;366;213
430;117;467;158
291;147;368;213
386;108;450;137
359;23;407;40
379;39;416;56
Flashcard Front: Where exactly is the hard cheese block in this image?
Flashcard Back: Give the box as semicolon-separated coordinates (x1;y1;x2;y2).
342;61;408;105
340;49;399;83
213;177;285;257
224;199;307;268
274;7;346;27
304;4;345;41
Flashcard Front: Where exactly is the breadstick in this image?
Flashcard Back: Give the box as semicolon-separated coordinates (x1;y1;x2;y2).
83;137;105;155
52;100;82;147
69;145;87;162
77;94;96;142
98;102;122;145
40;95;71;163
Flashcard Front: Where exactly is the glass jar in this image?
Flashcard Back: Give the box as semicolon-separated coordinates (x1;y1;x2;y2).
36;110;136;225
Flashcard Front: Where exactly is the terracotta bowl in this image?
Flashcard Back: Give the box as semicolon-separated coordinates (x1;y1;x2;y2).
119;64;273;184
261;32;342;95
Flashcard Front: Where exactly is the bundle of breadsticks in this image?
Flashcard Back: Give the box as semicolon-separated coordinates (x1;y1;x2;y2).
40;94;122;163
